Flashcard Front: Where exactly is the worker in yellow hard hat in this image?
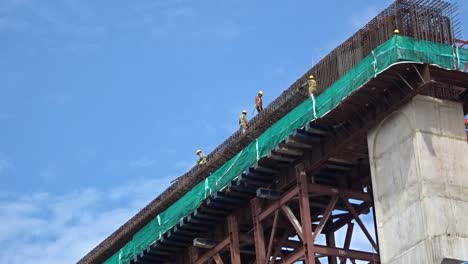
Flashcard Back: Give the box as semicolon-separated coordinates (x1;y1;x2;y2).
307;74;318;119
196;149;207;166
308;75;317;96
239;110;248;133
394;29;400;35
255;91;264;113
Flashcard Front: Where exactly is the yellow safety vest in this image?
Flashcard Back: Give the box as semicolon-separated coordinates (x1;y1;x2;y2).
308;79;317;95
198;154;207;165
239;114;247;128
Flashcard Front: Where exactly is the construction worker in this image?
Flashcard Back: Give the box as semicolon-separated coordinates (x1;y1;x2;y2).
308;75;317;96
307;75;318;119
239;110;248;133
255;91;264;113
196;149;207;166
394;29;400;35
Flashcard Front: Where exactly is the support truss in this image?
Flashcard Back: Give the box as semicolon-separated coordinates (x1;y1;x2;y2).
249;163;380;264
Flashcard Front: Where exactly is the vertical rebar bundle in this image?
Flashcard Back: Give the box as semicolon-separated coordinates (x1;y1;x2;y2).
312;0;459;94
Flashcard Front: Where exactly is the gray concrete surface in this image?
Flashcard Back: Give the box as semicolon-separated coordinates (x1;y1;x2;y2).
367;95;468;264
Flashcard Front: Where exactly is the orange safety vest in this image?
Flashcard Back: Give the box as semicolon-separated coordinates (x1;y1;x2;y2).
255;96;263;109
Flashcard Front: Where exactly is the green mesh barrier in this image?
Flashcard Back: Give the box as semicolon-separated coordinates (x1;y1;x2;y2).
104;36;465;264
457;45;468;72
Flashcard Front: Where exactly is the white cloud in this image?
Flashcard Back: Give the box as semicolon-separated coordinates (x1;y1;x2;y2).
0;176;172;264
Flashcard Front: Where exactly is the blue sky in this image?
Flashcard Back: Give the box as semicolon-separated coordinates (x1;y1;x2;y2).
0;0;467;263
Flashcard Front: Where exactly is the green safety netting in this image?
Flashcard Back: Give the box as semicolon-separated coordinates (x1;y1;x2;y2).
104;35;465;264
457;44;468;71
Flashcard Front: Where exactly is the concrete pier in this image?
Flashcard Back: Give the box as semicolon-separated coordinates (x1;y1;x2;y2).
367;95;468;264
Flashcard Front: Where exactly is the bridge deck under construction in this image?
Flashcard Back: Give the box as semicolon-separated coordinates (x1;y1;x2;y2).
127;46;468;264
107;38;467;264
79;1;468;264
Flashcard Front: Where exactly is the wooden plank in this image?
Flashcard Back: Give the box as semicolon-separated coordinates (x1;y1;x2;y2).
189;247;199;263
343;199;378;251
297;164;316;264
314;245;379;262
259;186;298;221
291;130;322;144
252;165;279;174
281;205;304;241
266;210;279;262
327;202;372;232
289;245;379;262
213;254;224;264
305;123;329;135
227;215;241;264
282;247;305;264
326;232;338;264
285;138;314;149
267;152;295;163
339;223;354;264
308;183;372;202
275;146;304;156
269;228;295;264
251;198;266;264
194;237;230;264
312;196;338;242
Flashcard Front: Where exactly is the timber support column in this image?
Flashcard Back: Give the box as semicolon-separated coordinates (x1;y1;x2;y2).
297;164;316;264
367;95;468;263
251;198;266;264
227;214;241;264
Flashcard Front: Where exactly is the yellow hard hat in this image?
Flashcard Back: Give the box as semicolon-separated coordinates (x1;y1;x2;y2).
308;75;314;79
394;29;400;34
196;149;202;154
242;110;247;114
258;91;264;95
